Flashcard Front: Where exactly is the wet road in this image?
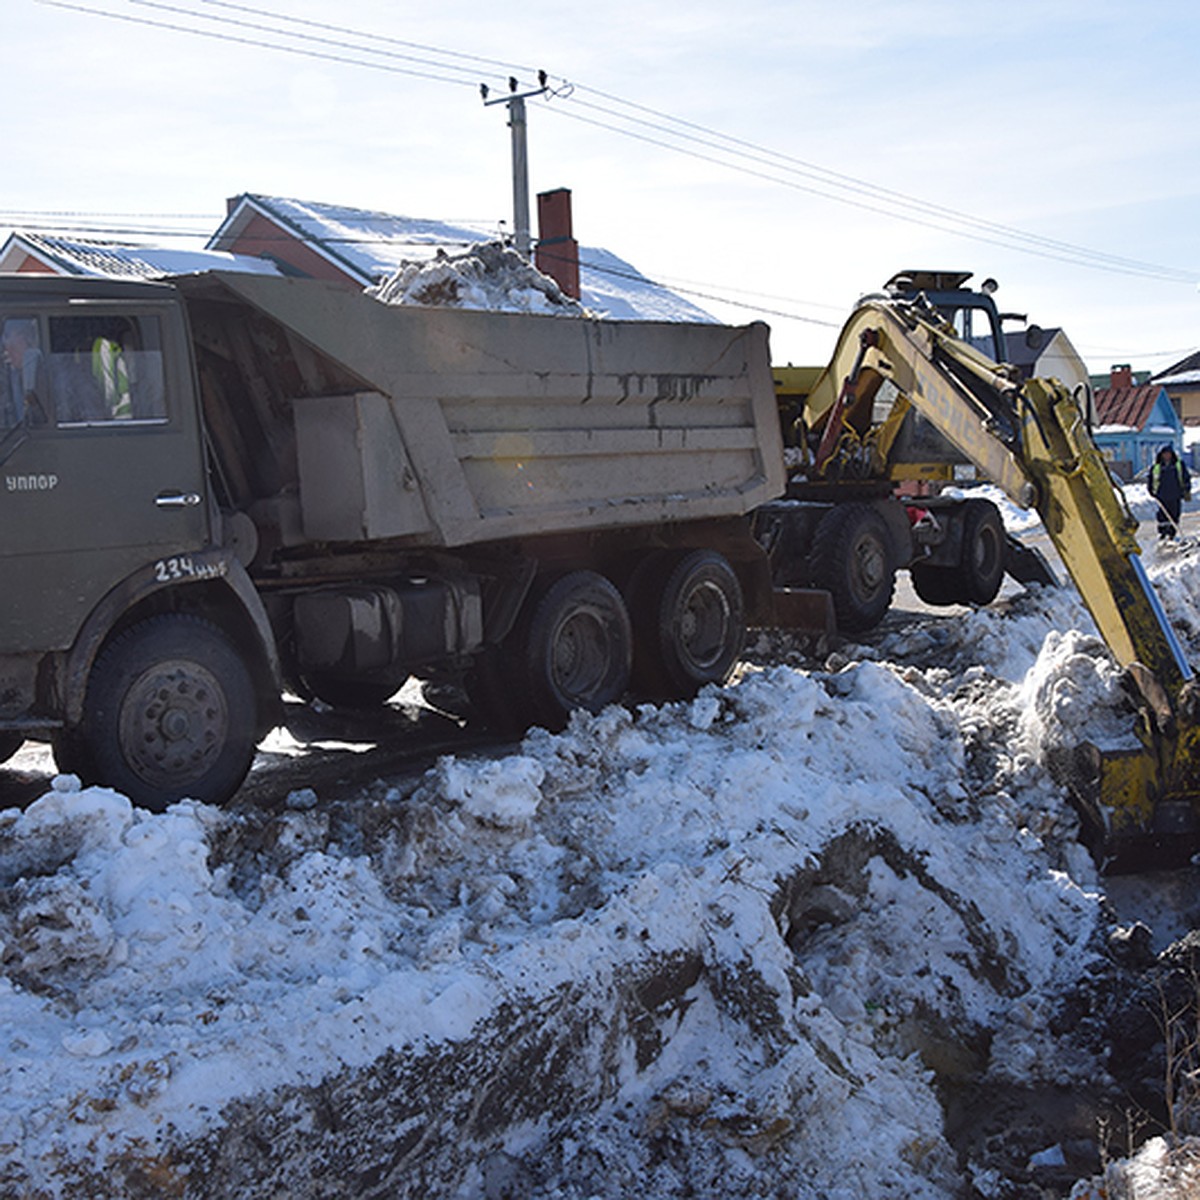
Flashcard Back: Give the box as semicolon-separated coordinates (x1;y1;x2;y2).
0;680;497;814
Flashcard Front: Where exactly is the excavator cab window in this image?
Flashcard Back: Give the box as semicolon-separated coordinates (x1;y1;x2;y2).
943;305;1003;364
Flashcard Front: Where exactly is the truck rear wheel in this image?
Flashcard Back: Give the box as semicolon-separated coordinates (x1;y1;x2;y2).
79;614;258;811
809;504;895;632
521;570;632;730
631;549;744;699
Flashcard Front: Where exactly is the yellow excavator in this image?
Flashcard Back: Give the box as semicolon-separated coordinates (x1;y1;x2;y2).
765;270;1200;868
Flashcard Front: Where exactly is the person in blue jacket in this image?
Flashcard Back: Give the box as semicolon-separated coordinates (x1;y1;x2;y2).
1149;444;1191;539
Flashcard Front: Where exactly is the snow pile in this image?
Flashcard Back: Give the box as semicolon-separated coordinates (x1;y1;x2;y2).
367;240;589;316
8;540;1200;1195
2;646;1112;1197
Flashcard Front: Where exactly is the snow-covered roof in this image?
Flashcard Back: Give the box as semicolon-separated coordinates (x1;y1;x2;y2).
1154;369;1200;389
209;193;715;323
1151;348;1200;386
0;230;282;280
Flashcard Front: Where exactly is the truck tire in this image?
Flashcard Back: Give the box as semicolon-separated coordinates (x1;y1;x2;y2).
809;504;895;632
520;570;632;730
960;498;1006;605
80;614;258;811
630;549;744;699
0;733;22;765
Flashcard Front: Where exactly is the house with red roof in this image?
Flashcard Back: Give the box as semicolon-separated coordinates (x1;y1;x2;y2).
1091;365;1183;478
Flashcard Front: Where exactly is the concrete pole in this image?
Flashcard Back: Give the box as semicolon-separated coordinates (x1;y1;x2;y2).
509;94;531;259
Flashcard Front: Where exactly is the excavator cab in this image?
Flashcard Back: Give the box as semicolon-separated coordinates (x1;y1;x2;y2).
883;270;1007;365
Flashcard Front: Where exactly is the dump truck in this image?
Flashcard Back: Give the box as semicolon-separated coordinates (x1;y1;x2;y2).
0;271;785;809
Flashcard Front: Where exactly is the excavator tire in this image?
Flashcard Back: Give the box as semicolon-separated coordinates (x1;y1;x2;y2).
809;503;896;632
960;499;1006;605
0;732;22;765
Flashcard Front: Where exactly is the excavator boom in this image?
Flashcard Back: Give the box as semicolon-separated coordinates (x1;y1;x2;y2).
806;288;1200;864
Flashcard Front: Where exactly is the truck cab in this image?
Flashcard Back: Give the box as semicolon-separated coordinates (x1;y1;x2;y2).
0;275;277;804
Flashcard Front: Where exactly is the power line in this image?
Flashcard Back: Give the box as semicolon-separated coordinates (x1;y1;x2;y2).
31;0;1200;291
546;99;1197;285
36;0;495;88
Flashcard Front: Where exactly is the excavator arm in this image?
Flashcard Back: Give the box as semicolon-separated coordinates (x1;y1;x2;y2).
805;293;1200;863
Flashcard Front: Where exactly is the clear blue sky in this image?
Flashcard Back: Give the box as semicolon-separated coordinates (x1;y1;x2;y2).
11;0;1200;375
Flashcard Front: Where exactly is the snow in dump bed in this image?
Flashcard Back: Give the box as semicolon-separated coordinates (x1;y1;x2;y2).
368;240;590;316
365;237;717;322
7;544;1200;1195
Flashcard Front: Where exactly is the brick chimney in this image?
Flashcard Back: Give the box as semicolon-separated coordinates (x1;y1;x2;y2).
535;188;580;300
1110;364;1133;389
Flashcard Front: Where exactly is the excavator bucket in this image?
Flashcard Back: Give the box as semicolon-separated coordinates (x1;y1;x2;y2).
1059;736;1200;871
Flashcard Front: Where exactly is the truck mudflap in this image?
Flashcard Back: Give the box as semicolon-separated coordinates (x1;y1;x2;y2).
63;547;282;732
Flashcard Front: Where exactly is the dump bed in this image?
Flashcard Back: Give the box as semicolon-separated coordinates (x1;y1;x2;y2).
174;272;784;550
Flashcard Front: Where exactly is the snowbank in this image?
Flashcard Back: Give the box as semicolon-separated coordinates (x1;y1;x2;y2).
7;516;1200;1196
2;653;1108;1196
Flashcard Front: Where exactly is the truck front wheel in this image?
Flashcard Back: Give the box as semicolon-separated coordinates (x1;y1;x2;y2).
78;614;258;811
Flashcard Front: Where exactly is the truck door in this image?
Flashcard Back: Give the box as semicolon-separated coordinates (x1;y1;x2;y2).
0;301;210;654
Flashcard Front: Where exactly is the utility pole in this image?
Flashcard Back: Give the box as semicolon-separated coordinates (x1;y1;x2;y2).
481;72;548;259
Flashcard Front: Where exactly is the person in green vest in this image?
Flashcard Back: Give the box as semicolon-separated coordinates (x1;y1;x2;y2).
1149;444;1191;539
92;334;133;419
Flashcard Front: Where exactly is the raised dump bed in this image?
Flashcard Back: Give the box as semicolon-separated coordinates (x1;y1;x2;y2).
175;272;784;550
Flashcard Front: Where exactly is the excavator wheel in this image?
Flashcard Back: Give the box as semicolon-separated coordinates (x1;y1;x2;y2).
809;503;896;632
909;562;966;607
960;499;1006;605
0;732;23;765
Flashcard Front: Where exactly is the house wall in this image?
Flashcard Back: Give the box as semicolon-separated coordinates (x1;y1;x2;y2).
11;254;55;275
1034;331;1089;391
1165;385;1200;426
223;214;359;286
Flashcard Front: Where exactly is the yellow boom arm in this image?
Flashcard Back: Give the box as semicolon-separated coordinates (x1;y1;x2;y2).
805;295;1200;858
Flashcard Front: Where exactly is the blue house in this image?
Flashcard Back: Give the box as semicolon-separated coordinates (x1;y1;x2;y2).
1092;367;1183;479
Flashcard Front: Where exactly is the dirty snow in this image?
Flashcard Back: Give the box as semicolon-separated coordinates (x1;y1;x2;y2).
5;541;1200;1194
368;240;590;316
